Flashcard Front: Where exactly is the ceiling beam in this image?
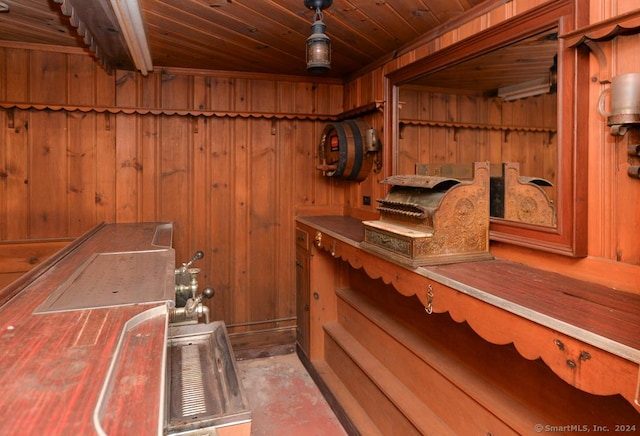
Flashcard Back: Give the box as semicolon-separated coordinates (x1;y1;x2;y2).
53;0;152;74
109;0;153;75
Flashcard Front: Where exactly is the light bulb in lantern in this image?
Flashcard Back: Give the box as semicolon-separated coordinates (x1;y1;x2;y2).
306;11;331;72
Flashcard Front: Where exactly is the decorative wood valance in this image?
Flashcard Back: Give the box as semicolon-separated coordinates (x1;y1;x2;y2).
399;119;556;142
0;102;337;122
562;9;640;84
399;119;556;133
563;9;640;47
0;100;384;123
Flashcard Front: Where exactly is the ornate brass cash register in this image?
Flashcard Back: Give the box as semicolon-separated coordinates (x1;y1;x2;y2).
415;161;556;227
361;161;493;266
490;162;556;227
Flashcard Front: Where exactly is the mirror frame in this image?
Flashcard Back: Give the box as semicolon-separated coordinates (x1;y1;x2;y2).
385;0;588;257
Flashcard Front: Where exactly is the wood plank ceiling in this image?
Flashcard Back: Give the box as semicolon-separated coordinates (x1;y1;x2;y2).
408;28;558;93
0;0;495;79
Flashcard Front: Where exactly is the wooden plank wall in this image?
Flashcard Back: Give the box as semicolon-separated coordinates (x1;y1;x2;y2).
397;89;558;203
0;239;70;289
341;68;386;221
586;1;640;266
0;47;346;335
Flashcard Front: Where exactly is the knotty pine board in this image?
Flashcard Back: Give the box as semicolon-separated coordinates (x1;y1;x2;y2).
0;48;346;336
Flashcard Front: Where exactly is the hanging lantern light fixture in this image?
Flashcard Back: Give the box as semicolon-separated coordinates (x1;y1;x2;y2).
304;0;332;73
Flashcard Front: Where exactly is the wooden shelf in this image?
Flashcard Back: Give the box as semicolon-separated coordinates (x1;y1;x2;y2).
1;99;385;123
336;101;384;120
0;102;337;122
330;286;638;434
399;118;556;133
0;101;384;124
398;119;556;141
302;358;381;435
324;320;455;435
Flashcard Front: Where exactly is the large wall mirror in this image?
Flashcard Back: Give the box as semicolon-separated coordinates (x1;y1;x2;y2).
386;0;588;257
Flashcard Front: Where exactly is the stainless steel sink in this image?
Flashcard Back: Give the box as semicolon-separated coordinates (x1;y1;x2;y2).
166;321;251;435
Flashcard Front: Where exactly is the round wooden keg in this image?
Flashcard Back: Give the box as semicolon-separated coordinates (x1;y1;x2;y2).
317;119;374;182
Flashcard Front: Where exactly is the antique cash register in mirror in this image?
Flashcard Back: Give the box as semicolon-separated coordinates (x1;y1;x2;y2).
387;1;588;257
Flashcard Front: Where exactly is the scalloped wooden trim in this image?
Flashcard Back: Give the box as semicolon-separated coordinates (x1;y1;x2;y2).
0;102;337;121
53;0;109;72
562;10;640;84
400;119;556;133
563;9;640;47
311;232;640;411
0;101;386;122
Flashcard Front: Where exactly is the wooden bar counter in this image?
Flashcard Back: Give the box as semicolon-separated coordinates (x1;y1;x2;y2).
0;222;175;435
296;215;640;435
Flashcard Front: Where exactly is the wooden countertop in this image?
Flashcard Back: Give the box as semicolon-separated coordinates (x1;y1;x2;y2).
0;222;175;435
427;259;640;361
296;215;640;410
297;215;640;360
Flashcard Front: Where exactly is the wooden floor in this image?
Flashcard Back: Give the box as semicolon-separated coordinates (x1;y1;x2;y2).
236;353;347;436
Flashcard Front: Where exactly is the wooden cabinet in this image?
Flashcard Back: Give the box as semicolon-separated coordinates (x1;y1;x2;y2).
296;216;640;434
295;227;311;357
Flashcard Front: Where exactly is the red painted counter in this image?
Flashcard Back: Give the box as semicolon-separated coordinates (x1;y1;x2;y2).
0;223;175;435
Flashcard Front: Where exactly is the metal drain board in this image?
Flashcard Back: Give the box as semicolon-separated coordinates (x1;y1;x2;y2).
167;322;251;434
35;251;174;314
178;345;208;417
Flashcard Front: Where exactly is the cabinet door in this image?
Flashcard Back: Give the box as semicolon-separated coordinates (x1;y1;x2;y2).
295;249;310;356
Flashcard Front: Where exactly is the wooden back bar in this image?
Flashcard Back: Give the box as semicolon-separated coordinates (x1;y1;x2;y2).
296;215;640;432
